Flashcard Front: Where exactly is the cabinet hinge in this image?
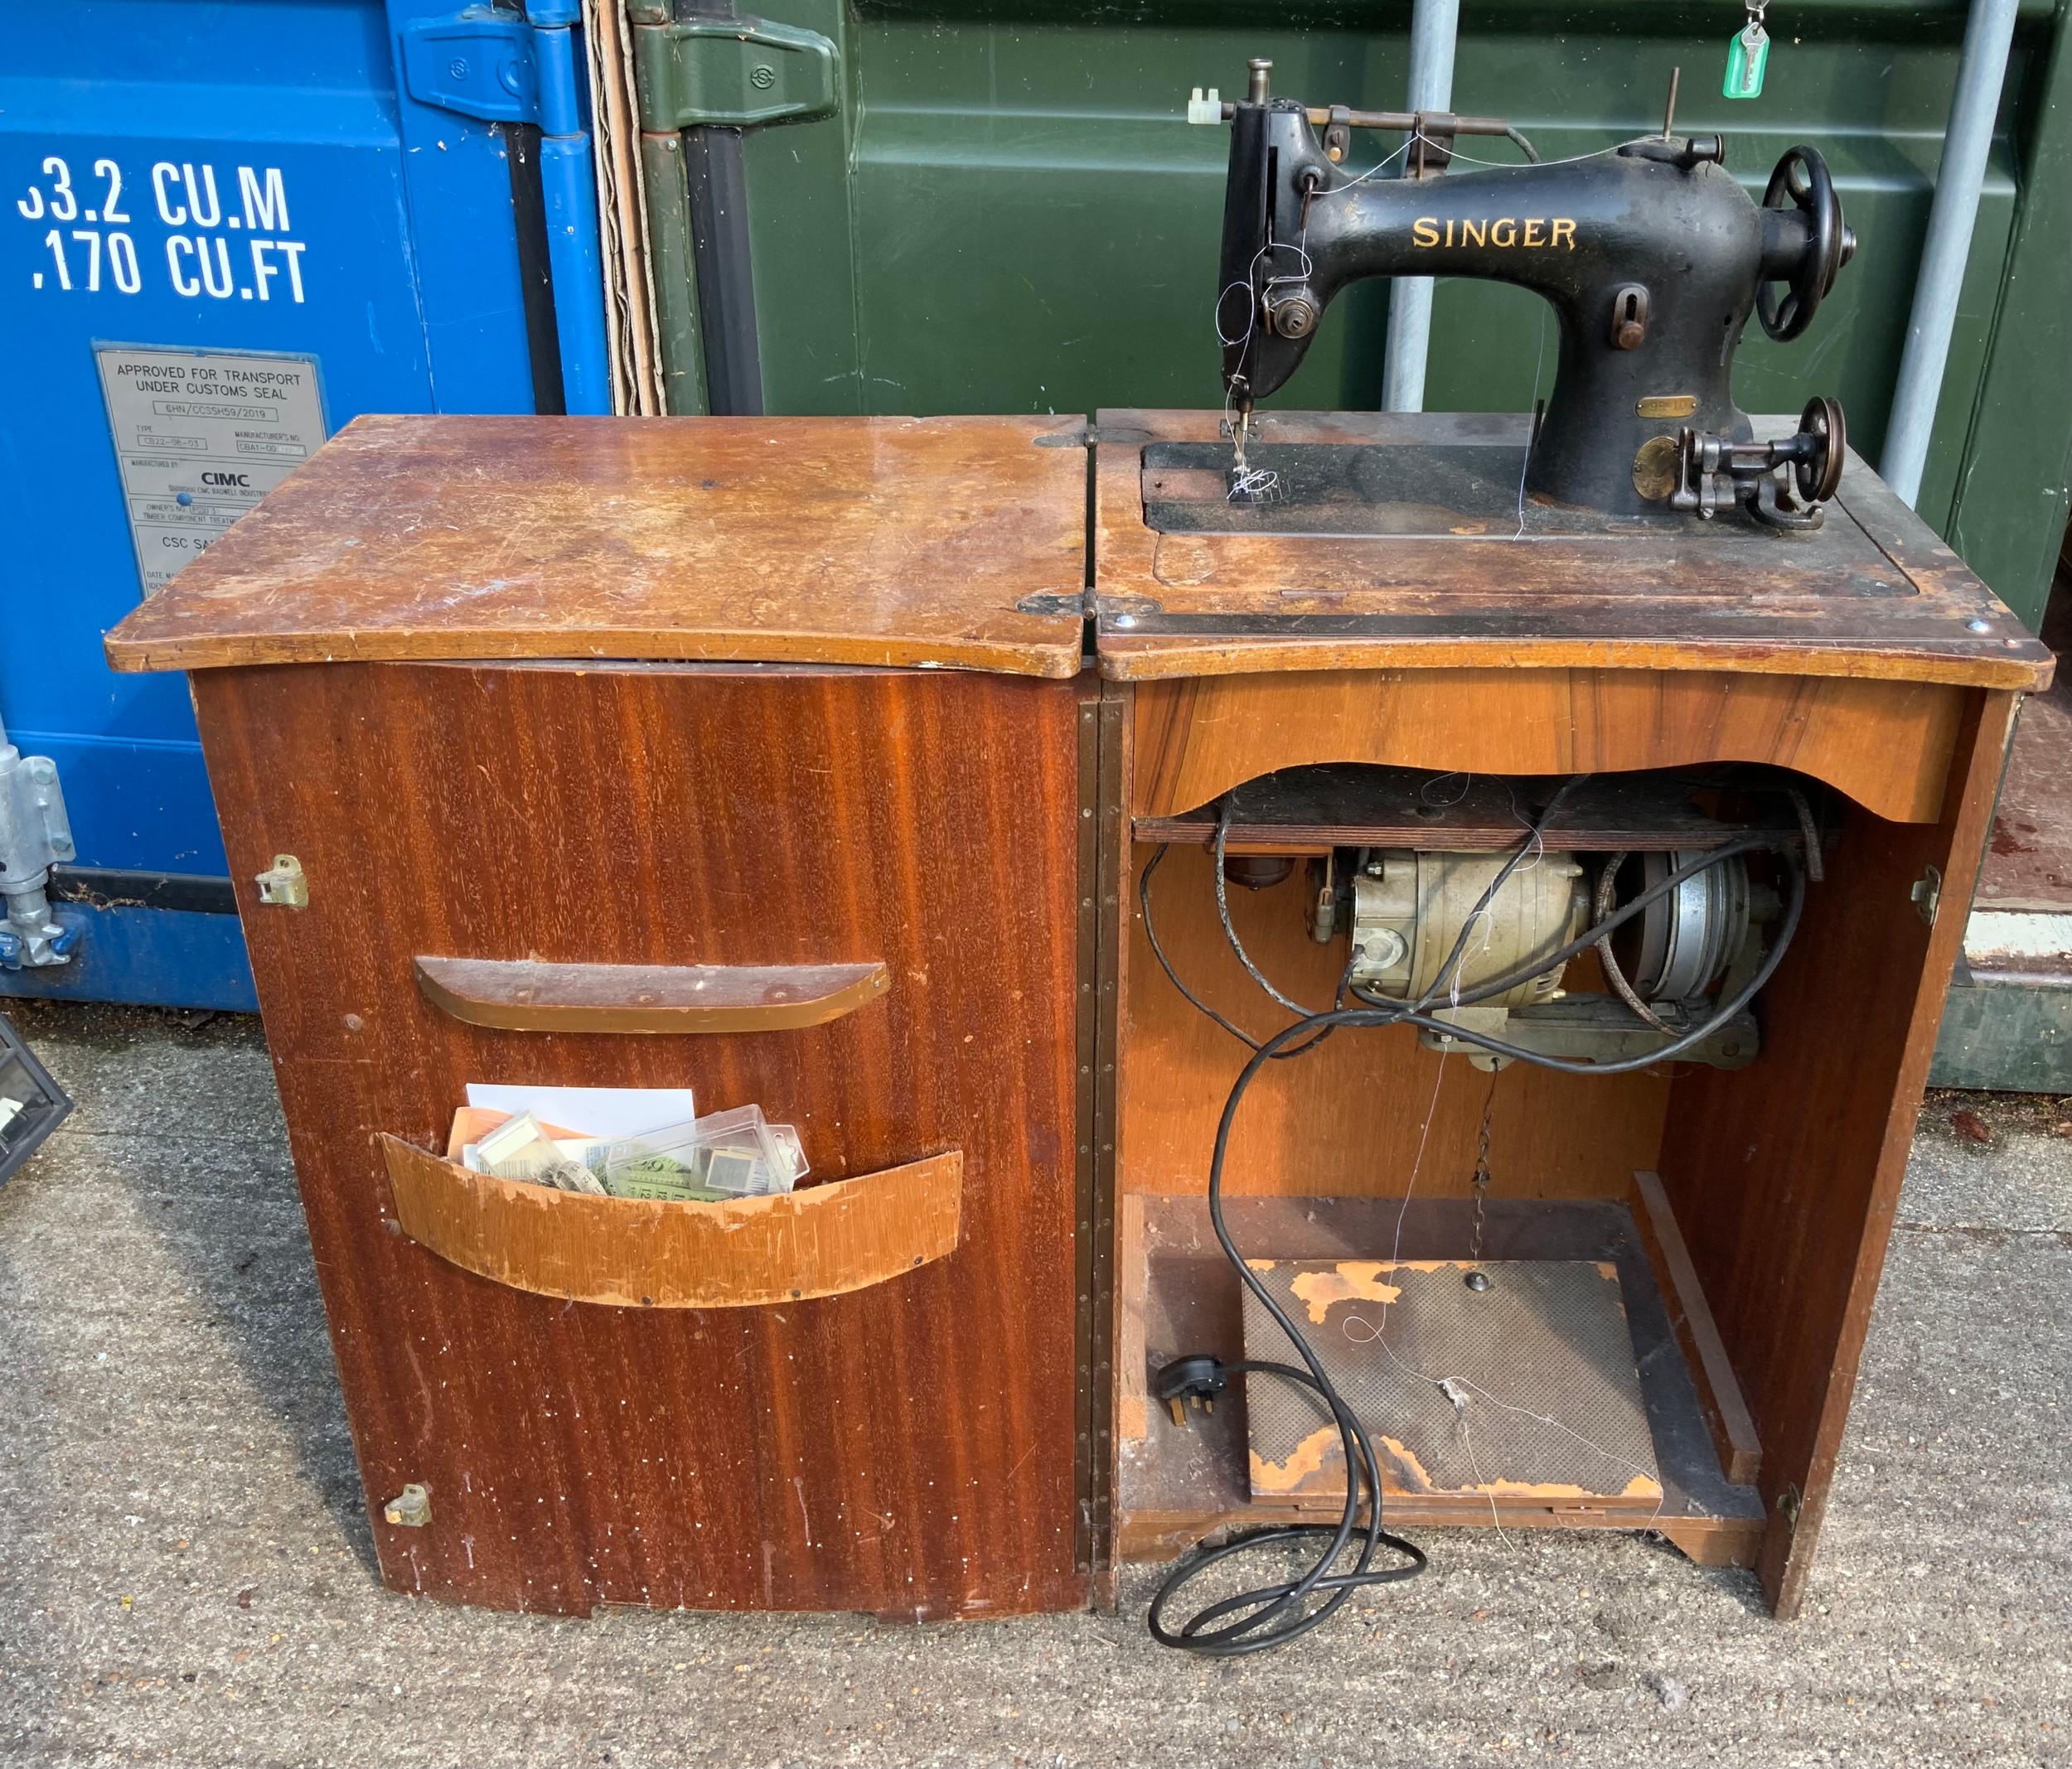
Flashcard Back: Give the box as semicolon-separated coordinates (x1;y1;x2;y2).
632;14;839;132
399;7;541;125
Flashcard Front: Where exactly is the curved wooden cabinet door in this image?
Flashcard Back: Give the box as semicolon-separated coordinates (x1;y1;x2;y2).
380;1135;961;1307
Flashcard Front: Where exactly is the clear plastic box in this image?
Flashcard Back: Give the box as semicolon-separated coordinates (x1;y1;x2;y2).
462;1110;606;1194
603;1104;807;1201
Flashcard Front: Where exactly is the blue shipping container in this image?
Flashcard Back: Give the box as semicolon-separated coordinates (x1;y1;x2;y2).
1;0;598;1011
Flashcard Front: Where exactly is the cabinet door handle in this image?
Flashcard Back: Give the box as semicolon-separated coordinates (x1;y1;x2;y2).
414;956;889;1034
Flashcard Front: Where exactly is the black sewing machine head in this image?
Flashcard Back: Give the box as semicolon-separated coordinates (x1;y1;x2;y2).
1215;61;1857;524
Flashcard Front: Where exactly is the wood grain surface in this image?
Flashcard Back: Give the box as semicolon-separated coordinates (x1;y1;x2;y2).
414;955;890;1033
1130;668;1963;825
104;414;1087;678
382;1136;962;1307
1629;1171;1763;1486
1093;410;2054;690
1654;688;2016;1616
191;660;1086;1618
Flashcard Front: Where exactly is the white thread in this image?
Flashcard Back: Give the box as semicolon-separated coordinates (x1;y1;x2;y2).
1340;1309;1668;1533
1513;307;1550;539
1497;779;1549;877
1377;1051;1450;1342
1412;135;1644;172
1417;771;1474;809
1441;1380;1518;1549
1310;133;1634;208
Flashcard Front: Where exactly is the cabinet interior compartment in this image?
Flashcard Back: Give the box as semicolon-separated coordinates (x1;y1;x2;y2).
1106;755;1895;1572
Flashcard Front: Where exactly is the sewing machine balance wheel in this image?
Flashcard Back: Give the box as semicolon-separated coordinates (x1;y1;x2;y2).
1796;395;1847;505
1759;145;1856;341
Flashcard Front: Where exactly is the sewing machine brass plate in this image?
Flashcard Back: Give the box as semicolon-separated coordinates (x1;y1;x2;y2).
1240;1258;1663;1509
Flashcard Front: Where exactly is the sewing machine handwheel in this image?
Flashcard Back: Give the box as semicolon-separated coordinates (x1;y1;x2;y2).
1795;396;1846;504
1759;146;1850;342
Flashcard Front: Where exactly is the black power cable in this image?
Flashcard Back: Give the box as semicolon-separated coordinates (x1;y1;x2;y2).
1142;782;1811;1655
1140;842;1349;1060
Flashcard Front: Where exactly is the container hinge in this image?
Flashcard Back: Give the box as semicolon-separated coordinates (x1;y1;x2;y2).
632;15;840;132
400;6;541;124
0;729;78;969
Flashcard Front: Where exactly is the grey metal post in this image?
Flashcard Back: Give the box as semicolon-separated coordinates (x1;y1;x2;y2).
1880;0;2021;507
1381;0;1461;413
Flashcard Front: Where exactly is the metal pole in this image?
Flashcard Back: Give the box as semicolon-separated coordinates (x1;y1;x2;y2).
528;0;614;416
1880;0;2021;507
1381;0;1460;413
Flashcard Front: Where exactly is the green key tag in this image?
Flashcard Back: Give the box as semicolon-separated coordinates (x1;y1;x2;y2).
1724;22;1769;99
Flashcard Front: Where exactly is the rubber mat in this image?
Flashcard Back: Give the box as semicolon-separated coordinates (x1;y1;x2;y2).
1240;1259;1663;1508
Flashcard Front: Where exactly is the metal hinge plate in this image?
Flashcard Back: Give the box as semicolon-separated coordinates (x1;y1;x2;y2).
400;7;540;124
254;855;309;910
633;15;839;132
383;1482;433;1528
1912;864;1943;927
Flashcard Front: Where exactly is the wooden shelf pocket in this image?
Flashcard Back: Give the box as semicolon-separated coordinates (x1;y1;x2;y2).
414;956;890;1035
379;1135;961;1307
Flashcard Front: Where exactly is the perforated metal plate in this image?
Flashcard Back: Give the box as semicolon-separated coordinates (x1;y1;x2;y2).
1241;1259;1662;1508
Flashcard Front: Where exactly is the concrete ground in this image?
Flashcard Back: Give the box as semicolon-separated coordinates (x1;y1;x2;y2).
0;1000;2065;1769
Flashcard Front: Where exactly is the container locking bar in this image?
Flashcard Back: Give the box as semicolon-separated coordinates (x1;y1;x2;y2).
0;718;77;969
628;5;840;416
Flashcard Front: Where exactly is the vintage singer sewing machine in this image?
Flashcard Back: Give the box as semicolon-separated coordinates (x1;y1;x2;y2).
1207;58;1852;524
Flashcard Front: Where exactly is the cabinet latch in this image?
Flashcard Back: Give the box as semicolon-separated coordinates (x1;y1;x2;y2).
1911;864;1942;927
383;1482;433;1528
254;855;309;910
632;14;840;132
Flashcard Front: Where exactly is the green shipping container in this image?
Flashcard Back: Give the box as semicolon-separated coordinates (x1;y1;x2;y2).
630;0;2072;629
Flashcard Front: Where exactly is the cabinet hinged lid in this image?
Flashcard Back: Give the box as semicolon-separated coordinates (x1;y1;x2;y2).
105;414;1089;679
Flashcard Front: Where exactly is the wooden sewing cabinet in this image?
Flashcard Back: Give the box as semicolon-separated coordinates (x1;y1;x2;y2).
105;408;2050;1623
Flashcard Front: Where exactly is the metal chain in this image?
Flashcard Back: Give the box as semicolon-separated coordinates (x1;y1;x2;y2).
1467;1074;1497;1264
